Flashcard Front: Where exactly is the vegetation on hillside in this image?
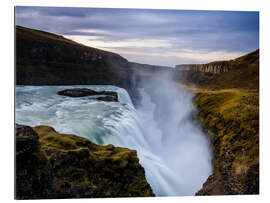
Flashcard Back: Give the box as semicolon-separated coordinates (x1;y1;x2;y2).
189;50;259;194
194;89;259;194
16;124;154;199
176;50;259;90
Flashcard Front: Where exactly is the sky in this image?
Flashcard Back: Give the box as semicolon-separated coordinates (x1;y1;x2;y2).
15;6;259;67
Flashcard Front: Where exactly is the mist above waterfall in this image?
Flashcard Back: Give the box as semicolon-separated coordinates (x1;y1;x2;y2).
136;70;213;195
15;81;212;196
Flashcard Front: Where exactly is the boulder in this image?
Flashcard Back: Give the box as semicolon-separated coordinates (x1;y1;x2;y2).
57;88;118;102
58;88;99;97
96;95;117;102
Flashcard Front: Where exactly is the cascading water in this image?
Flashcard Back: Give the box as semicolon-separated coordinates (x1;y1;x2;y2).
15;83;212;196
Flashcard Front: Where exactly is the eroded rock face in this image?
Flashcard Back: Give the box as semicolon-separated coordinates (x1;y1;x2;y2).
175;62;230;75
57;88;118;102
173;50;259;90
15;124;154;199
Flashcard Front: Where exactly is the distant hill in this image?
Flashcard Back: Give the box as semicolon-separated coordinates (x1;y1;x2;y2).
16;25;132;87
15;26;174;104
16;26;142;103
174;49;259;89
16;25;258;95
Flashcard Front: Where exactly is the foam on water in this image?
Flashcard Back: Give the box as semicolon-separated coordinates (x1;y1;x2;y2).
15;85;212;196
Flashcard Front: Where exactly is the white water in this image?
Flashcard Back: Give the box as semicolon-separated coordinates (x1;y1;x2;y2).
15;84;212;196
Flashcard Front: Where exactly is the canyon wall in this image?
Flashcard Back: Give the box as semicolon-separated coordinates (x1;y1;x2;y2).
173;50;259;90
175;61;230;74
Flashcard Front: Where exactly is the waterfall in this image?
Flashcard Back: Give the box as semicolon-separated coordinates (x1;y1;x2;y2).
16;84;212;196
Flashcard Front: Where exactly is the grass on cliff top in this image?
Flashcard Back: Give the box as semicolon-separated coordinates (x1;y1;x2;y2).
196;63;259;90
33;125;138;164
194;89;259;175
16;25;89;49
181;49;259;90
30;125;154;198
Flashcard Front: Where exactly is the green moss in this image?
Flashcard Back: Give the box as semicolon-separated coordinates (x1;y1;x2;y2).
194;89;259;194
16;125;154;199
179;50;259;90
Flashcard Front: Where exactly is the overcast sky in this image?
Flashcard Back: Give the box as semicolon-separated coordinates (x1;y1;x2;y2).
15;6;259;67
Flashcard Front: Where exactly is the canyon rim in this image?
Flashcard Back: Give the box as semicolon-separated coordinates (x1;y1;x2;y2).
15;6;259;199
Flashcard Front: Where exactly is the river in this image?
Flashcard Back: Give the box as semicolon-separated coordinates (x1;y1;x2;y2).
15;84;212;196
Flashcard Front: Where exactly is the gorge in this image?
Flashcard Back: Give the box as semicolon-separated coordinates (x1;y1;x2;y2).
15;25;259;198
16;83;212;196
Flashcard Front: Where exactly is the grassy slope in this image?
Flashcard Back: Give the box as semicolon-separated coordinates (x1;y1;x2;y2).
189;50;259;195
182;50;259;90
195;89;259;171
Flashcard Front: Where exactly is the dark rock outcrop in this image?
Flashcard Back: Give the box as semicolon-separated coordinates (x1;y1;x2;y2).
58;88;102;97
96;95;118;102
15;124;154;199
15;26;174;106
16;26;138;104
57;88;118;102
16;124;53;199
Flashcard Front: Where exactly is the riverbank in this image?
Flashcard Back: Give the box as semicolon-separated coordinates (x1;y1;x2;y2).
176;48;259;195
16;84;213;196
191;88;259;195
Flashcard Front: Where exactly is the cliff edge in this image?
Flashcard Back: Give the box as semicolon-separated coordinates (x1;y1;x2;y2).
174;49;259;90
16;124;154;199
15;26;140;103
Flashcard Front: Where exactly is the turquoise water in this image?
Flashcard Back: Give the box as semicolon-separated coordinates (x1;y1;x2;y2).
16;85;212;196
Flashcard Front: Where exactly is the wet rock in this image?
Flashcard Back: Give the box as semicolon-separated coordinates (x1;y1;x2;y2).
58;88;100;97
57;88;118;102
96;95;117;102
15;26;142;106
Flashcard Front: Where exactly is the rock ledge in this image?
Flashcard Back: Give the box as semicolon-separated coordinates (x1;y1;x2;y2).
16;124;154;199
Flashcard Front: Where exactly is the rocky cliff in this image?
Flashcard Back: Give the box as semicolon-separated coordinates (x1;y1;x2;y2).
16;26;140;103
16;124;154;199
15;26;173;105
174;49;259;89
175;61;230;74
176;49;260;195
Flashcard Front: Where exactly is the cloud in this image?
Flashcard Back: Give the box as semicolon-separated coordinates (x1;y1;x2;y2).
15;6;259;66
64;35;172;48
